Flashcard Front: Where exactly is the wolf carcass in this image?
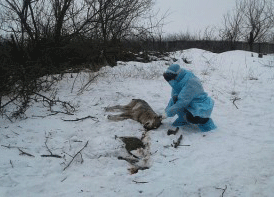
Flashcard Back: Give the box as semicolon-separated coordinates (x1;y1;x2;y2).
105;99;162;130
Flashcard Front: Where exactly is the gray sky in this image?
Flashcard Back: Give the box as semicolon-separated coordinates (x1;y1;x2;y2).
155;0;236;35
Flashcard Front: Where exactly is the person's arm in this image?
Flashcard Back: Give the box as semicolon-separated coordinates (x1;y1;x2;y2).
165;89;178;109
165;80;198;117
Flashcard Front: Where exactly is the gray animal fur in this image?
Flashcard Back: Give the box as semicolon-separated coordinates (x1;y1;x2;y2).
105;99;162;130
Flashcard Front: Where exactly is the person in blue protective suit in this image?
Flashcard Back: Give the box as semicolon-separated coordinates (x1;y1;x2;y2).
162;64;216;132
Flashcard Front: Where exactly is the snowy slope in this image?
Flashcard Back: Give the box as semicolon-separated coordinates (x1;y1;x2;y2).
1;49;274;197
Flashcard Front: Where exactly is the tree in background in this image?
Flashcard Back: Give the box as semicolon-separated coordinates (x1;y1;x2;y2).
220;0;274;51
220;1;244;50
86;0;154;65
242;0;274;51
0;0;157;119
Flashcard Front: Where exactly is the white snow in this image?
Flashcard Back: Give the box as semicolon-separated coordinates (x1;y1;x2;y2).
1;49;274;197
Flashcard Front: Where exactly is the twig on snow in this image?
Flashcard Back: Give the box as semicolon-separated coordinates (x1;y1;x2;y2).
12;131;19;135
1;145;35;157
156;189;165;197
61;177;67;182
18;148;35;157
77;73;100;95
169;158;179;162
33;92;75;114
231;97;241;109
10;160;14;168
63;141;89;171
1;144;20;149
132;180;148;184
62;115;98;122
44;136;52;155
41;135;62;158
41;154;62;158
118;156;139;164
0;94;20;110
173;135;183;148
50;111;74;116
215;185;227;197
4;114;13;123
71;72;80;93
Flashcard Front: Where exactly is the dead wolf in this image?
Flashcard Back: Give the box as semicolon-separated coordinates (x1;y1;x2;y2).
105;99;162;130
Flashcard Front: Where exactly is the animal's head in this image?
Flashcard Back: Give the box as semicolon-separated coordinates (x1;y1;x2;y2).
143;115;162;131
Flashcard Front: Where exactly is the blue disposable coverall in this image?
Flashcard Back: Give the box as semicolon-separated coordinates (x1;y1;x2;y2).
164;64;216;132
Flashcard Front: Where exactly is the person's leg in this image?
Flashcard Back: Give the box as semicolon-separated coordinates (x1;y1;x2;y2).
186;110;209;124
172;110;188;126
198;118;217;132
185;110;216;132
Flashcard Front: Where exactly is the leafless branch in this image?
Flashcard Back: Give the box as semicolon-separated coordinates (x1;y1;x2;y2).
41;135;62;158
62;115;98;122
231;97;241;109
118;156;139;164
41;154;62;158
0;94;20;110
173;134;183;148
33;92;75;114
77;73;100;94
132;180;148;184
215;185;227;197
18;148;35;157
45;136;53;155
61;177;67;182
63;140;89;171
169;158;179;162
10;160;14;168
70;72;80;93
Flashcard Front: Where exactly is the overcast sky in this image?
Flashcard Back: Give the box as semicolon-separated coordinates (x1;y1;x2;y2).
155;0;237;35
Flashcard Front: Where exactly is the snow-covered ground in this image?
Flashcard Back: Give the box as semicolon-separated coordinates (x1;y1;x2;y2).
1;49;274;197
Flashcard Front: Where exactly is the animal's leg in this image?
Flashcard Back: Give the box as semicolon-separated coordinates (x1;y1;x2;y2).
105;105;126;112
107;113;132;121
105;100;136;112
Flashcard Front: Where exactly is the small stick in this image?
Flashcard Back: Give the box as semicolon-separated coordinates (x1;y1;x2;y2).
62;115;98;122
41;154;62;158
169;158;179;162
232;97;241;109
173;135;183;148
4;114;13;123
215;185;227;197
18;148;35;157
1;144;21;149
156;189;165;197
63;141;89;171
1;145;35;157
12;131;19;135
41;135;62;158
71;72;80;93
50;111;74;116
61;177;67;182
132;180;148;184
10;160;14;168
118;156;139;164
45;137;52;155
78;74;100;94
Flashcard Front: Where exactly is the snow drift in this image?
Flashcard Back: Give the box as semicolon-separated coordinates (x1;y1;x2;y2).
1;49;274;197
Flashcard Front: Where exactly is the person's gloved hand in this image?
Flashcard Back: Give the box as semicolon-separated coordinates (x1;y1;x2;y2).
161;112;167;119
